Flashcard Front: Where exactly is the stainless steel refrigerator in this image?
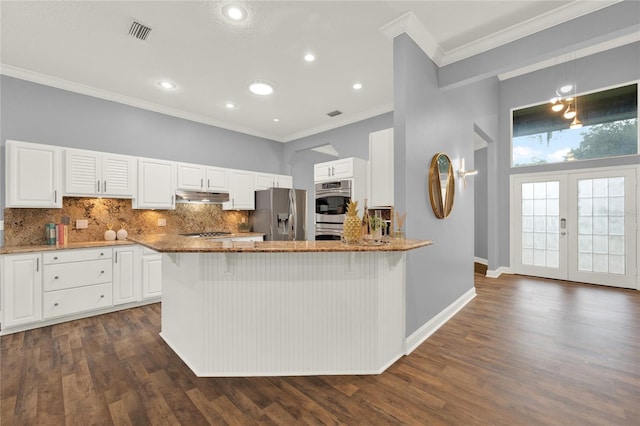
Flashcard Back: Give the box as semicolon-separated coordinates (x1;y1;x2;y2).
251;188;307;241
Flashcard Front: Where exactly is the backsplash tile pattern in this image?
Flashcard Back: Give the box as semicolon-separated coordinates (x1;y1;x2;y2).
4;197;248;246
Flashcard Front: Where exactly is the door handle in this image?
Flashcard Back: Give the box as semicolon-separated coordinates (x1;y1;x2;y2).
103;180;107;193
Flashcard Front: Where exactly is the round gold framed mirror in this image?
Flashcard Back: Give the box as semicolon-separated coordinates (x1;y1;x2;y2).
428;153;455;219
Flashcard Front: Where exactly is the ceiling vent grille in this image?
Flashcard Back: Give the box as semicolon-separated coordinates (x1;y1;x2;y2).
129;21;152;41
326;110;342;117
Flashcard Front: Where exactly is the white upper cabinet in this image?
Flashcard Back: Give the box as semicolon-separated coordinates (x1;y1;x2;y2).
224;169;255;210
134;158;177;209
5;140;61;208
368;128;394;207
64;148;135;197
314;157;367;182
177;163;229;192
255;173;293;190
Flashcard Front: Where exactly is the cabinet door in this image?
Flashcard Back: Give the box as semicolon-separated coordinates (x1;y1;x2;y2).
135;158;176;209
275;174;293;189
142;254;162;299
224;170;255;210
177;163;205;191
369;128;394;207
113;247;139;305
3;254;42;328
255;173;275;190
206;167;229;192
102;154;135;197
64;149;100;195
6;140;61;208
314;163;333;181
331;159;353;178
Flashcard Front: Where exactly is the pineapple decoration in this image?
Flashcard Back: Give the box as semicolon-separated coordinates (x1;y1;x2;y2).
342;199;362;244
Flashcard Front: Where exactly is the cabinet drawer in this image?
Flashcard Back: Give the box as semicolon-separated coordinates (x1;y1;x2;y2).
43;283;113;319
43;259;112;291
43;248;112;264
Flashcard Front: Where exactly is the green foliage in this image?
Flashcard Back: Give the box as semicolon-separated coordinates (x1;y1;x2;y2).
568;119;638;160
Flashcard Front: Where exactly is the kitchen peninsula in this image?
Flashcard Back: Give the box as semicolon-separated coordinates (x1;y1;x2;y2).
133;234;432;377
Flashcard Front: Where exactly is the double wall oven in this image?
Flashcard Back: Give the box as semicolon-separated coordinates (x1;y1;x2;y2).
314;179;352;240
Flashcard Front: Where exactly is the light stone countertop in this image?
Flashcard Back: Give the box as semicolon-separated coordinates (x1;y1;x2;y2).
0;233;266;255
130;234;433;253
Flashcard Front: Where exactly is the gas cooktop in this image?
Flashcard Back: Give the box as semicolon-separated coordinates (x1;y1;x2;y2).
180;232;232;238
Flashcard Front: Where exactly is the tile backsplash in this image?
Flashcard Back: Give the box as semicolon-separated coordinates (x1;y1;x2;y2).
4;197;248;246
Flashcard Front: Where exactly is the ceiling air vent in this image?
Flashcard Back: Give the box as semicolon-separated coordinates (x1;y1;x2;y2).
129;21;152;41
326;110;342;117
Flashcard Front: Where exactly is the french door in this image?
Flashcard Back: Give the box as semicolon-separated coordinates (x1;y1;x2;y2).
511;167;638;289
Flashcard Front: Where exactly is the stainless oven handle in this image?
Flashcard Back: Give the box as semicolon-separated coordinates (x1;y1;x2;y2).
315;190;351;198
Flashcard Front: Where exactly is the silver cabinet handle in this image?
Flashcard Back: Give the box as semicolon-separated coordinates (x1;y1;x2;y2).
54;276;59;280
97;180;101;193
100;295;105;299
103;180;107;192
115;252;118;263
54;302;59;307
100;270;105;274
208;179;211;188
54;190;58;203
100;252;104;256
36;258;39;272
201;178;204;188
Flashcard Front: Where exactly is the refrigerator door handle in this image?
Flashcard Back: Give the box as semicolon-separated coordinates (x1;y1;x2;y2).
289;189;297;241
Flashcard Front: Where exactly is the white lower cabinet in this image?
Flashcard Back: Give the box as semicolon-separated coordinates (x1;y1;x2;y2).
2;253;42;328
142;248;162;299
113;246;140;305
1;244;159;334
42;247;114;319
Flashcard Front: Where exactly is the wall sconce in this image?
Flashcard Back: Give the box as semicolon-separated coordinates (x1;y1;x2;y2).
458;158;478;188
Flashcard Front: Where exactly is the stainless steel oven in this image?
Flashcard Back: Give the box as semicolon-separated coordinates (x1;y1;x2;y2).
315;179;352;240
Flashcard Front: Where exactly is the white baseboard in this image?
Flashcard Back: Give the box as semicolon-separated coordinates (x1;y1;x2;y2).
486;266;512;278
404;287;476;355
474;257;488;265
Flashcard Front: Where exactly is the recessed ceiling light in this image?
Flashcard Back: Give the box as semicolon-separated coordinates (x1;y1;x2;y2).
157;80;176;90
225;102;236;109
353;82;363;90
304;53;316;62
559;84;573;94
222;4;247;21
249;80;275;96
273;118;280;122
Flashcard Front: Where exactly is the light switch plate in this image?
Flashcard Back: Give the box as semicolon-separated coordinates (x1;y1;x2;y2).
158;218;167;227
0;220;4;231
76;219;88;229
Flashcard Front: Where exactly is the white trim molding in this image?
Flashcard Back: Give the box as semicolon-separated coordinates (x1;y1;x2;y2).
486;266;513;279
404;287;476;355
474;257;488;265
380;12;445;66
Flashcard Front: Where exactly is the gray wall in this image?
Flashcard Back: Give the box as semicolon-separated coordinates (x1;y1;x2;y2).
474;147;488;261
0;75;286;245
394;34;499;336
284;112;394;237
494;42;640;269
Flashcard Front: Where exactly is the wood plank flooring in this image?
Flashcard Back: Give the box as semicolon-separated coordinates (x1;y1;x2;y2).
2;273;639;425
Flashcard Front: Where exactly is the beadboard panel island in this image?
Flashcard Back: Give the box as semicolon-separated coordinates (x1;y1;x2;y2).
133;235;432;377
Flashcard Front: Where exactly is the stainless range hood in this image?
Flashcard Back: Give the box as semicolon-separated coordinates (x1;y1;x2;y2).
175;190;230;204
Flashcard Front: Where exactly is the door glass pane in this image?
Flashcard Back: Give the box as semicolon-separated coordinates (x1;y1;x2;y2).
576;177;625;274
521;181;560;267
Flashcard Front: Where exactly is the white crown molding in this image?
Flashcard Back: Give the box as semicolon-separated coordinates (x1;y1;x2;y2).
380;11;445;66
440;0;623;66
0;63;279;142
280;103;394;143
497;31;640;81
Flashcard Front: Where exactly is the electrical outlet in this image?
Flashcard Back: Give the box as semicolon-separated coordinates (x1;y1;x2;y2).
0;220;4;231
76;219;88;229
158;218;166;227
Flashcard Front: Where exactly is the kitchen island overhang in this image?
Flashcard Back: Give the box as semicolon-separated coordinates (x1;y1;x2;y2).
133;236;432;377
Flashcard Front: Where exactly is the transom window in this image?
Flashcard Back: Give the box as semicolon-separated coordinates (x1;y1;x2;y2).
512;83;638;167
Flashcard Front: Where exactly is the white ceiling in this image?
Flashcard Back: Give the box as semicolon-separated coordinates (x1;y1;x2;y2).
0;1;620;142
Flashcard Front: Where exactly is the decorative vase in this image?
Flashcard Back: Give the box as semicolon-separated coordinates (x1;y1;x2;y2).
342;200;362;244
104;224;116;241
116;223;128;240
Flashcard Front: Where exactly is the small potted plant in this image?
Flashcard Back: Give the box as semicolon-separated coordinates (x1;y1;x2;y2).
368;214;385;241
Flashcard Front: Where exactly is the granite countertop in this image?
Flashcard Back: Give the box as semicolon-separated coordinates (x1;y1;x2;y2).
0;232;266;255
0;239;137;255
130;234;433;253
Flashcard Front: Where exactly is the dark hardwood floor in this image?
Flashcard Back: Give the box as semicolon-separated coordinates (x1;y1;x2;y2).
2;273;639;425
